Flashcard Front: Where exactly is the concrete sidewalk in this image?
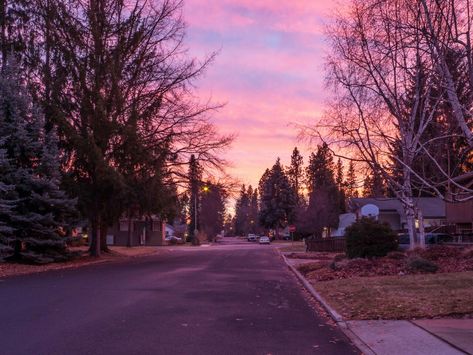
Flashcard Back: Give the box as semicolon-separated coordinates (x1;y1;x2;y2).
414;319;473;354
347;320;471;355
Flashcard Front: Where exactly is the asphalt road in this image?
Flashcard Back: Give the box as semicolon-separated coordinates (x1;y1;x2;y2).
0;239;359;355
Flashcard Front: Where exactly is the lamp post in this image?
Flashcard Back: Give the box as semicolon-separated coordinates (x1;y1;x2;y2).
193;184;210;242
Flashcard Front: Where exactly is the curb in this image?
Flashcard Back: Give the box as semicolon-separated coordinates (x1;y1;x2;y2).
278;251;376;355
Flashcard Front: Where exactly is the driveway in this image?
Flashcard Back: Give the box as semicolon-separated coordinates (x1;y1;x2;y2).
0;238;358;355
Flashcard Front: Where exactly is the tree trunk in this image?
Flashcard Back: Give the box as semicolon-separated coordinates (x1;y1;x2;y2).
417;208;426;248
402;153;417;250
127;212;133;247
405;203;417;250
89;217;100;257
100;220;109;252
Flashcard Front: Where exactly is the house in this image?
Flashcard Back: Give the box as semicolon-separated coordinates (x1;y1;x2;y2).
348;197;446;232
107;215;166;246
165;224;175;238
332;213;357;237
446;172;473;235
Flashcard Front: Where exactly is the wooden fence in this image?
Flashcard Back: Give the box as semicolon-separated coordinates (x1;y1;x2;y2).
306;238;346;252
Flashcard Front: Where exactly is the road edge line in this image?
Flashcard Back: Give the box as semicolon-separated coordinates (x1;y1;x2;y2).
277;250;376;355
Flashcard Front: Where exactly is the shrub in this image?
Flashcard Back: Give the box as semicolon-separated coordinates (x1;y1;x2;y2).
406;256;438;273
345;217;398;259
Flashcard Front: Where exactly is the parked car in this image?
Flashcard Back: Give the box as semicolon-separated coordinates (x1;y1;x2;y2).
398;233;453;249
247;234;257;242
165;235;183;243
259;236;271;244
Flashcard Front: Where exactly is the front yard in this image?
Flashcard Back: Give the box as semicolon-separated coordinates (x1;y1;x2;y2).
286;245;473;320
0;246;161;278
313;272;473;320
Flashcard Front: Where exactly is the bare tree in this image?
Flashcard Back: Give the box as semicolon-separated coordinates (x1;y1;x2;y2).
418;0;473;146
304;0;473;248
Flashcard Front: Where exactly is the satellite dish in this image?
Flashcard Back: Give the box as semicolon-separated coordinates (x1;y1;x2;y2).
361;204;379;218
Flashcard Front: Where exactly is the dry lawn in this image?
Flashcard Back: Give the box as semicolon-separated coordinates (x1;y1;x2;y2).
278;241;306;253
313;272;473;320
0;246;162;278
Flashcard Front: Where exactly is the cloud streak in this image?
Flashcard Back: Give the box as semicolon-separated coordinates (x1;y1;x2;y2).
185;0;340;186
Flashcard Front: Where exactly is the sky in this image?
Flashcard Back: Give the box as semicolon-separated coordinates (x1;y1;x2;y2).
184;0;341;188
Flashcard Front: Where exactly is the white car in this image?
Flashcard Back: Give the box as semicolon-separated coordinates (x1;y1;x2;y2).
165;235;182;243
259;236;270;244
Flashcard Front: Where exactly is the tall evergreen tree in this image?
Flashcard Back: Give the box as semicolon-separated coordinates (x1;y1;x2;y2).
32;0;233;256
0;0;32;67
287;147;304;203
362;170;386;197
200;182;226;241
303;144;340;238
0;65;77;263
345;161;358;198
335;158;346;212
234;184;250;236
0;144;14;259
259;159;296;236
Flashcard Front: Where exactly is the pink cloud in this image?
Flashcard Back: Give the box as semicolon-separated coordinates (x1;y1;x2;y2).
184;0;341;187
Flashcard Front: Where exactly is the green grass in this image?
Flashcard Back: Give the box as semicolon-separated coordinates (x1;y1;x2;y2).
312;271;473;319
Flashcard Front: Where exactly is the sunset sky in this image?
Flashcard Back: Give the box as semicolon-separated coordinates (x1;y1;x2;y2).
184;1;341;187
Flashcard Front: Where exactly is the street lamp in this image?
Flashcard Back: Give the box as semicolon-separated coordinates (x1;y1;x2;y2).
193;184;210;241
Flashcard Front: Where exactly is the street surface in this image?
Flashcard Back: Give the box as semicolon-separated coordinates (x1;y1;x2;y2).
0;238;358;355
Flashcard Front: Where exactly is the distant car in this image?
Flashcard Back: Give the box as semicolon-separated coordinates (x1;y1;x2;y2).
398;233;453;249
259;236;271;244
282;235;291;241
165;235;183;243
247;234;257;242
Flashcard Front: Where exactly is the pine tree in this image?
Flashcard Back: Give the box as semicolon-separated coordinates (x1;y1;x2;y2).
345;161;358;198
303;144;340;238
0;1;32;67
259;158;296;236
287;147;304;203
234;184;250;236
0;145;14;259
200;182;226;241
362;175;372;197
362;170;386;197
335;158;346;212
0;65;77;263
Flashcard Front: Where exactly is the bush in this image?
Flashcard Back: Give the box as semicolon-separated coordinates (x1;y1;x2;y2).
345;217;398;259
406;256;438;273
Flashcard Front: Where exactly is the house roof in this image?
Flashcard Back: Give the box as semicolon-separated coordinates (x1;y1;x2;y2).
349;197;445;218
